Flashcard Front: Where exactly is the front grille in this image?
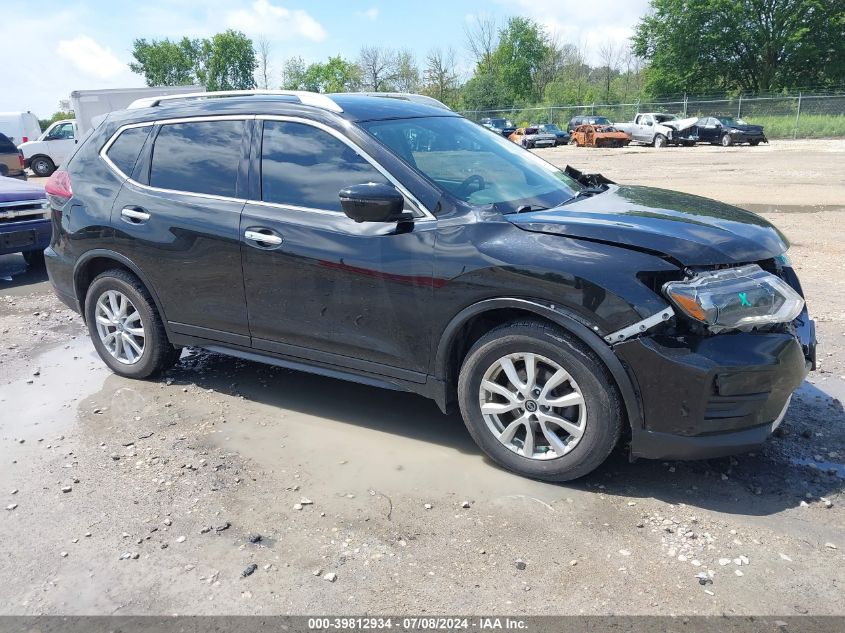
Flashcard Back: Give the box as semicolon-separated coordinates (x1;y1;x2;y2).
0;200;48;223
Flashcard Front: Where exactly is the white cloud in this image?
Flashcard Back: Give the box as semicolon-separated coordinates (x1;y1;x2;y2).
57;36;125;80
494;0;651;62
226;0;327;41
357;7;379;21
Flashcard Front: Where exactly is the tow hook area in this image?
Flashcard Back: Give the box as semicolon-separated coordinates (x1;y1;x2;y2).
604;307;675;344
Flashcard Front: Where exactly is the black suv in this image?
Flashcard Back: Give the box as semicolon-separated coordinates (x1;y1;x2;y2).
479;117;517;137
44;91;816;481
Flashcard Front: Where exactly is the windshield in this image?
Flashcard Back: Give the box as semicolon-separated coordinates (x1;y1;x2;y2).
718;117;747;126
589;117;611;125
361;116;580;213
541;124;561;132
655;114;677;123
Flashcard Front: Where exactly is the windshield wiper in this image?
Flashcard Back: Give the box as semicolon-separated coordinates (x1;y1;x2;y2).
514;204;549;214
559;187;607;206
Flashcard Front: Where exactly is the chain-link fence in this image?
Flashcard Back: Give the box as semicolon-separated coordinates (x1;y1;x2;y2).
459;91;845;139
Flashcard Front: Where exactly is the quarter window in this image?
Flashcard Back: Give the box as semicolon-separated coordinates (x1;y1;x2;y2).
105;126;152;177
260;120;389;212
149;120;244;198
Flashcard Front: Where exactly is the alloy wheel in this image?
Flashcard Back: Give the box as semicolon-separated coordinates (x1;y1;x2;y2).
478;352;587;460
94;290;145;364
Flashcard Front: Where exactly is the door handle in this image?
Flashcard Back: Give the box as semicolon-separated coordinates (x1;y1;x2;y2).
121;206;150;223
244;229;283;247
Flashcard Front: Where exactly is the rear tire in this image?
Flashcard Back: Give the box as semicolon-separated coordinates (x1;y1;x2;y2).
30;155;56;177
84;269;180;379
457;320;623;481
749;139;760;146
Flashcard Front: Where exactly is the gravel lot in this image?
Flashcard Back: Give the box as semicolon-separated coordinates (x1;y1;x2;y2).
1;140;844;616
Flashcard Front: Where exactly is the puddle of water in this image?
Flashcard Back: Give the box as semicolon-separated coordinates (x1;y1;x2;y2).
791;457;845;479
0;336;109;439
199;357;569;504
743;203;844;214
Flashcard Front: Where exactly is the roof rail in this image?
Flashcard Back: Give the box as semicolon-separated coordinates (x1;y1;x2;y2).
127;90;343;113
352;92;452;111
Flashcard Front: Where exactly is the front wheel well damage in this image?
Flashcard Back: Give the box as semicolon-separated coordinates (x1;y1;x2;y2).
440;304;636;436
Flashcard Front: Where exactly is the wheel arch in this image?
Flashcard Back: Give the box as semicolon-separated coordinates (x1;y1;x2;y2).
73;250;169;331
435;298;643;430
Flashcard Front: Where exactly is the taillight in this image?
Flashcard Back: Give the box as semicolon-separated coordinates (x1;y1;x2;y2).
18;151;24;169
45;170;73;203
22;136;29;143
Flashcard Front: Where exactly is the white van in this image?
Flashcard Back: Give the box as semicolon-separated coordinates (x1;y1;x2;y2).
0;112;42;146
18;119;78;177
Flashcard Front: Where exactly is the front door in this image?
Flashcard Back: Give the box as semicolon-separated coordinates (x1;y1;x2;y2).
111;117;251;344
240;118;435;380
44;121;76;166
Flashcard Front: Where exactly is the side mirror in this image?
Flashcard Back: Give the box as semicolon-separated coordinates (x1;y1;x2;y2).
339;183;412;223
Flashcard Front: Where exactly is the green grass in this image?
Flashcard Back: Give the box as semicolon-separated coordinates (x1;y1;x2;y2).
739;114;845;139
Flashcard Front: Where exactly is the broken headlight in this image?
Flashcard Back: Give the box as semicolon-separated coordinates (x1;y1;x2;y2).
662;264;804;333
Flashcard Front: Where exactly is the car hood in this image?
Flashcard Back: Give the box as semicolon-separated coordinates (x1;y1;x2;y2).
0;176;46;202
507;184;788;266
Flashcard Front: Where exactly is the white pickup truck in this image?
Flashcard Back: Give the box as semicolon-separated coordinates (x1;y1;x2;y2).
19;86;202;177
615;112;698;148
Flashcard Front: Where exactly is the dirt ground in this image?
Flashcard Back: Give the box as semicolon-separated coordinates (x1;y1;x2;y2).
1;140;844;616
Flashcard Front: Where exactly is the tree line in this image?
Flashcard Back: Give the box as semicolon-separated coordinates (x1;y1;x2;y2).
128;1;844;111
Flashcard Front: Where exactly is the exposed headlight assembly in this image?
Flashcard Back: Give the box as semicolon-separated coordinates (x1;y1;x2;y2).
663;264;804;333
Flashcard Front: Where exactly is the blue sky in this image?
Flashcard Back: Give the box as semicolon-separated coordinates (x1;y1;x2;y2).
1;0;650;117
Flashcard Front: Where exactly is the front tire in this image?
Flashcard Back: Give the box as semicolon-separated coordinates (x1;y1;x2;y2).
30;155;56;177
84;269;180;379
653;134;668;149
721;133;733;147
22;250;45;268
457;321;623;481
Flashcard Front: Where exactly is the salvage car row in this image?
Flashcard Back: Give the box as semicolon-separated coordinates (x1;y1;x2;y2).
481;112;768;149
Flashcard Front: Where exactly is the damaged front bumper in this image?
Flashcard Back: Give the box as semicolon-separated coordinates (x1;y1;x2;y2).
615;318;815;460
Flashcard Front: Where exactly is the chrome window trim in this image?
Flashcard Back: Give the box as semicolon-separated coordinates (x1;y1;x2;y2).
99;114;435;220
99;116;252;204
256;115;434;221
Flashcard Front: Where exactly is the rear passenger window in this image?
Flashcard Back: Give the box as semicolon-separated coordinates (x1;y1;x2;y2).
261;120;389;212
106;126;152;177
150;120;244;198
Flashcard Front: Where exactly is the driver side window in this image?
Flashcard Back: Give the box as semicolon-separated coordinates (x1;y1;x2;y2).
49;123;74;140
260;120;390;213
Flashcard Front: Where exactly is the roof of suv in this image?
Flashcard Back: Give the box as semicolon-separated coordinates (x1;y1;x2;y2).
108;92;458;128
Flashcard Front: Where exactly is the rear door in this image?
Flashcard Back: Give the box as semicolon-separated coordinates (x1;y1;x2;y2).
110;116;251;345
240;117;436;378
